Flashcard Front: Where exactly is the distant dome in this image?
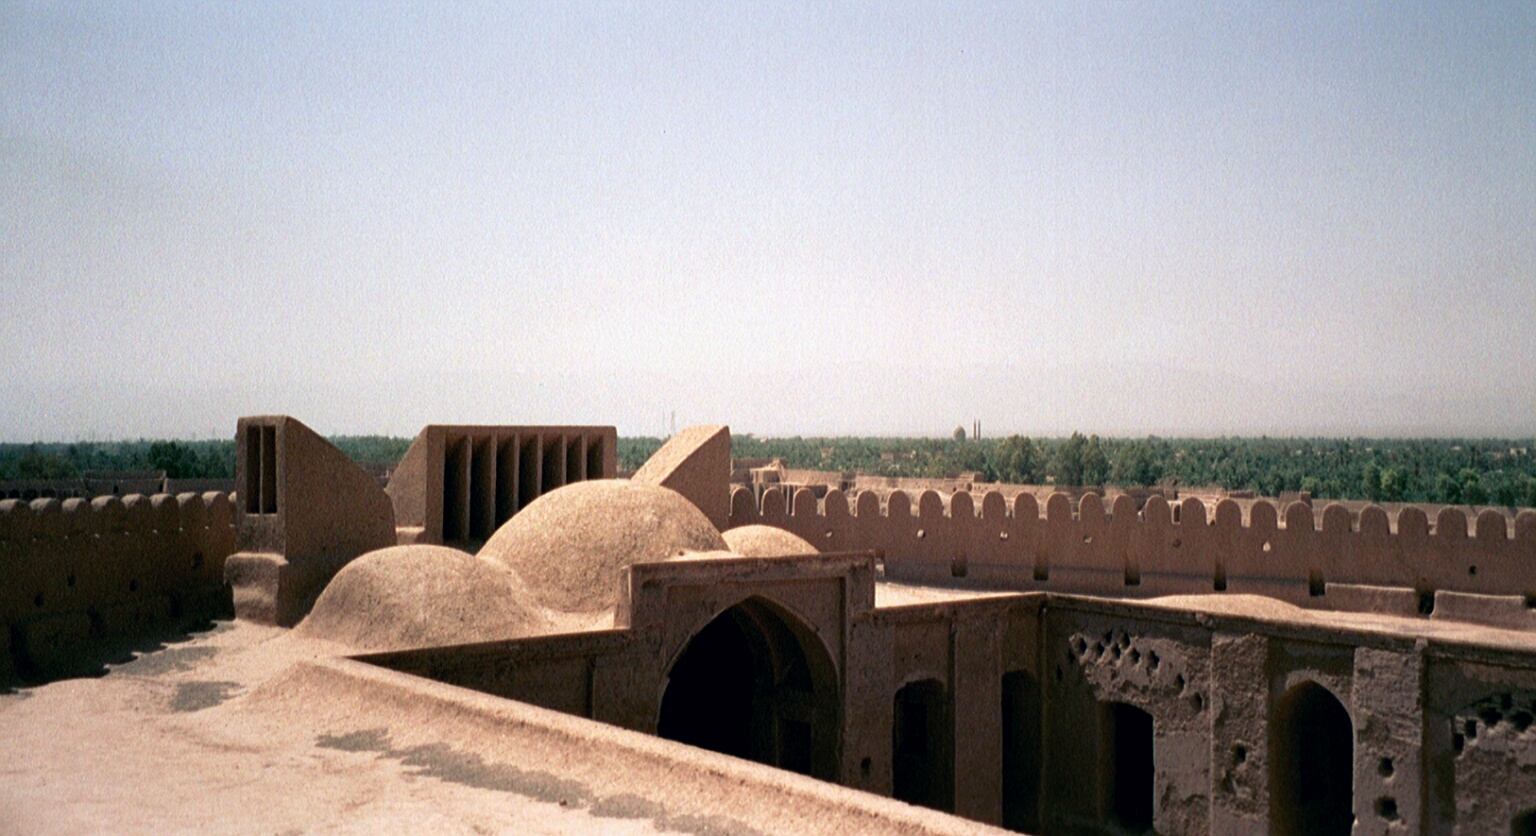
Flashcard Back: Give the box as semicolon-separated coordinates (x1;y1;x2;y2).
722;525;818;557
479;480;727;614
296;545;552;651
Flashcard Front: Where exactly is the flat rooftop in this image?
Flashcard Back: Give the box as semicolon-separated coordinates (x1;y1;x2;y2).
8;582;1534;834
0;618;1003;835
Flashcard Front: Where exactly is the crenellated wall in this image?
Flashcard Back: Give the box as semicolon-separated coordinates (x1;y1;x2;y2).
0;492;236;678
729;486;1536;614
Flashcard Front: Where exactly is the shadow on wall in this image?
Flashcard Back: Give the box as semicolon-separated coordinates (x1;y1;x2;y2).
1;491;239;686
2;608;232;692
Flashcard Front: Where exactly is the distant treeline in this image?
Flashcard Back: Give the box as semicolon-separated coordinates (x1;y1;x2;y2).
0;436;412;481
7;434;1535;508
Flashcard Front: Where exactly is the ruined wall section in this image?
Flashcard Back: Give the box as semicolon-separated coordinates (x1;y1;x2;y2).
730;486;1536;614
0;492;236;679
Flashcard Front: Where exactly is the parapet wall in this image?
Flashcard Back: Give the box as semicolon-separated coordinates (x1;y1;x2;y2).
729;487;1536;611
0;492;236;678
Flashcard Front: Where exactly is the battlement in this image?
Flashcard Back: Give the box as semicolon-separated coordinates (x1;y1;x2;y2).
729;486;1536;617
0;492;237;678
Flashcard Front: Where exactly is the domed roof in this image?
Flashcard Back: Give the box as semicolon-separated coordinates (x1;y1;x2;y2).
722;524;818;557
479;480;728;614
296;545;552;651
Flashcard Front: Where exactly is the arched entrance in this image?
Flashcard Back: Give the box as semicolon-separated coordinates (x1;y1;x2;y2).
656;597;839;780
1271;681;1354;836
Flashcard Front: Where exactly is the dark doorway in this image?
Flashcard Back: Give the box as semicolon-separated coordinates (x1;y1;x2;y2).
1271;681;1354;836
1101;701;1154;833
1514;809;1536;836
893;678;953;812
1001;670;1041;832
657;597;838;780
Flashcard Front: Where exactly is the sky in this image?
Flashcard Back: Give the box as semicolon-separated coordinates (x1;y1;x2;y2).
2;2;1533;441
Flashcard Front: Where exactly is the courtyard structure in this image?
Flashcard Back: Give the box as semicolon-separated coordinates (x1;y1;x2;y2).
4;414;1536;834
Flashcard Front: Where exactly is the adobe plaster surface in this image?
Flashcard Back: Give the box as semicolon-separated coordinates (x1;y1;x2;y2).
479;479;727;615
294;544;556;652
0;619;1007;836
722;523;819;556
632;425;732;531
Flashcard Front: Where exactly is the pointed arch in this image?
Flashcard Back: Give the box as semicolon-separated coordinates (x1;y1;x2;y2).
656;596;840;780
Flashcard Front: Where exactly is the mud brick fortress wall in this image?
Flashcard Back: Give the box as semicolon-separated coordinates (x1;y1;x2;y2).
0;492;237;677
731;486;1536;621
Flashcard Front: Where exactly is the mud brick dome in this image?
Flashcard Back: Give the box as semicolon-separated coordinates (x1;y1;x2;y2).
477;479;728;615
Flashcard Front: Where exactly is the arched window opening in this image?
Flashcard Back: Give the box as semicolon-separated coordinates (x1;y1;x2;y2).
656;597;838;780
1271;681;1354;836
1001;670;1041;832
1100;701;1154;833
893;678;953;812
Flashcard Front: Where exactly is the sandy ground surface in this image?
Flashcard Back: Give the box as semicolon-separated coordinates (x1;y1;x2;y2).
0;621;1003;836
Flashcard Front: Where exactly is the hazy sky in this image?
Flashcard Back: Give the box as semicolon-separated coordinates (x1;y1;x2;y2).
3;2;1533;441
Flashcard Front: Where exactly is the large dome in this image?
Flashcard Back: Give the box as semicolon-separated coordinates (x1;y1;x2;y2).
479;480;727;614
722;524;818;557
296;545;552;651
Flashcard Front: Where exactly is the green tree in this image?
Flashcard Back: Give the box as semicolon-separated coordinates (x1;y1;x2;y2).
1054;432;1087;486
1083;434;1110;485
1380;467;1410;502
1361;462;1382;502
16;447;73;479
995;435;1039;484
1110;439;1163;487
1436;472;1463;504
1460;468;1488;505
148;441;198;478
1493;474;1524;507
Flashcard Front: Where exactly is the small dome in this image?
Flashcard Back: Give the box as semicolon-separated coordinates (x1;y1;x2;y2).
479;480;727;614
722;524;819;557
296;545;552;651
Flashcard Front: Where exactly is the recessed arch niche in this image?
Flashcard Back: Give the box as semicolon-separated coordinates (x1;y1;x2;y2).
1270;680;1354;836
656;596;840;780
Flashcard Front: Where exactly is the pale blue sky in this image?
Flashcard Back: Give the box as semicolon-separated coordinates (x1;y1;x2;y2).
3;2;1533;440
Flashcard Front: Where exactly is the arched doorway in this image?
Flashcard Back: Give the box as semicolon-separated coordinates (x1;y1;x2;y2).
893;678;953;812
656;597;839;780
1271;681;1354;836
